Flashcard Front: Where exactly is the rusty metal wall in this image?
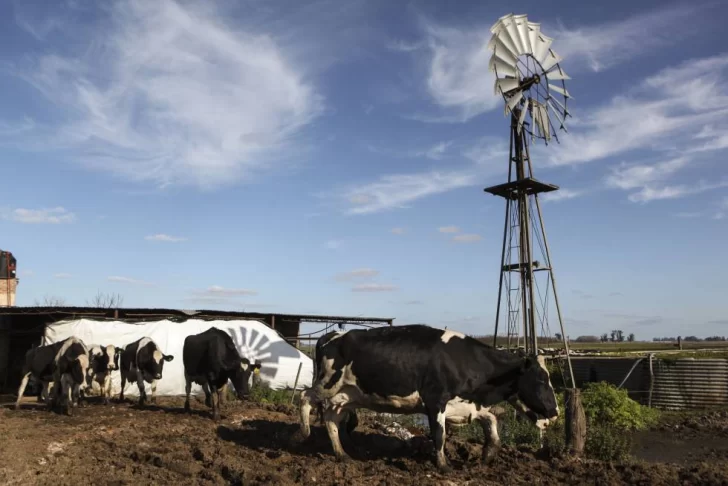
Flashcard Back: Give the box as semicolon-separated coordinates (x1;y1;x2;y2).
650;358;728;410
566;356;728;410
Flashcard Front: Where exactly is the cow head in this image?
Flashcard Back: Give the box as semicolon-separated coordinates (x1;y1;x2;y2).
516;355;559;424
229;358;262;399
70;354;90;385
146;349;174;380
102;345;122;371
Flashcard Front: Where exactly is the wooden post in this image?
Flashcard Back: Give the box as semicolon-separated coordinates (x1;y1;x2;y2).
290;362;303;405
565;388;586;457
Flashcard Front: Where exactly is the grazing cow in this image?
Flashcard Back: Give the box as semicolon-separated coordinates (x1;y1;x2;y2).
15;337;89;415
119;337;174;406
87;344;123;404
182;327;262;420
299;325;559;472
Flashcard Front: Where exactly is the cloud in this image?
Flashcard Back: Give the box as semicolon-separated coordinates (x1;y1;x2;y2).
335;268;379;281
20;270;34;277
365;140;454;161
541;189;583;203
391;227;406;235
54;273;72;279
196;285;258;297
407;5;701;123
325;240;343;250
544;54;728;168
404;300;424;305
107;275;153;286
2;207;76;224
336;169;477;215
609;292;624;297
352;283;397;292
673;211;703;219
572;289;594;300
144;234;187;242
4;0;324;190
438;225;460;234
713;197;728;220
452;233;482;243
551;5;702;73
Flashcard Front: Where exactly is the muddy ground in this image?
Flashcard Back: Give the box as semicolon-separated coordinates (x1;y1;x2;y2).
1;396;728;486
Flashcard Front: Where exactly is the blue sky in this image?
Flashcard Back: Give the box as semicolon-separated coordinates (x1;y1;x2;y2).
1;0;727;340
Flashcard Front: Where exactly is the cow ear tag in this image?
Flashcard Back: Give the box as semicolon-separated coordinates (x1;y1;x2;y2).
254;368;260;375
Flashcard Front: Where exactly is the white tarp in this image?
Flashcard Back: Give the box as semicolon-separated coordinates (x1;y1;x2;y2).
43;317;313;397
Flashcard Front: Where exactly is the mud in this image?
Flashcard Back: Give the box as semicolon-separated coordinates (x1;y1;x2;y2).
1;397;727;486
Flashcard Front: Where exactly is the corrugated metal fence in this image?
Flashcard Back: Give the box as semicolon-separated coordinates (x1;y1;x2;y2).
568;356;728;410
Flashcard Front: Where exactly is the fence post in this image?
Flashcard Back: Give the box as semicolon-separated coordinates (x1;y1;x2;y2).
648;353;655;408
290;362;303;405
565;388;586;457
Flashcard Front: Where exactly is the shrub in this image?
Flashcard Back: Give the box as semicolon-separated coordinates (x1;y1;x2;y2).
581;382;660;431
586;424;633;462
248;382;293;405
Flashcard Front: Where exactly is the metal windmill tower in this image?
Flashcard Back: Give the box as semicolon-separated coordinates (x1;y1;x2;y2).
483;13;575;386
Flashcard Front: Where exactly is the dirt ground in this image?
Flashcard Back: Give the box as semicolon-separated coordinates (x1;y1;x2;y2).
1;396;728;486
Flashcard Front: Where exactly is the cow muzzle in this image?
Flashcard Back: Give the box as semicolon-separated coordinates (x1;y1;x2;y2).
154;373;162;380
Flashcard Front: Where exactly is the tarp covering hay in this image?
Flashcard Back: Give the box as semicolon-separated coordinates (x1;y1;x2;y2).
42;318;313;397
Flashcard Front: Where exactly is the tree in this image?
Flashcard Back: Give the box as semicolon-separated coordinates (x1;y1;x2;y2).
86;291;124;308
617;330;625;342
600;333;609;343
628;333;635;342
575;335;601;343
555;333;562;341
33;295;67;306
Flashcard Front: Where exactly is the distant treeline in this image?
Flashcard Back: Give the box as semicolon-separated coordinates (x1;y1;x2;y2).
652;336;727;342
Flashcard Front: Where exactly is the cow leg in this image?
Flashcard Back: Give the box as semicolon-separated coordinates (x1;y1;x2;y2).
61;374;73;416
184;374;192;413
14;372;32;410
426;401;450;472
210;386;221;421
202;382;212;408
150;380;157;404
136;370;147;406
103;373;113;405
476;410;501;464
323;406;350;462
298;388;314;438
119;371;127;402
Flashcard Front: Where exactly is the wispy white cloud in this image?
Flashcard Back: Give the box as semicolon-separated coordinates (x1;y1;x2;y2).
551;5;703;73
366;140;454;161
54;273;72;279
336;169;477;215
20;270;34;277
545;54;728;168
452;233;482;243
144;234;187;242
406;5;702;123
4;0;324;190
626;182;728;203
325;240;343;250
391;227;406;235
540;189;583;203
714;197;728;220
335;268;379;281
2;207;76;224
195;285;258;297
107;276;154;286
352;283;397;292
438;225;460;234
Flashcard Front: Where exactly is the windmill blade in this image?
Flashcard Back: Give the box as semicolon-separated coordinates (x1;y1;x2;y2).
505;90;523;115
548;83;572;99
503;16;526;55
513;14;532;55
494;77;520;96
547;99;568;131
540;49;562;73
539;103;551;140
545;67;571;81
489;56;518;77
491;45;519;67
527;21;541;56
548;95;570;119
532;33;553;64
488;29;520;60
489;13;514;34
517;98;529;134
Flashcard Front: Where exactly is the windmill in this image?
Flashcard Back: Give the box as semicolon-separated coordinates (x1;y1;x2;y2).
483;13;575;386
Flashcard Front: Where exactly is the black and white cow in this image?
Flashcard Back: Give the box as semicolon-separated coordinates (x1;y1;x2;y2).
182;327;262;420
15;337;89;415
119;337;174;406
299;324;559;472
87;344;123;405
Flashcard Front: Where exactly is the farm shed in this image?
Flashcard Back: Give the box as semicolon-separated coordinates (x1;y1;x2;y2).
0;306;393;395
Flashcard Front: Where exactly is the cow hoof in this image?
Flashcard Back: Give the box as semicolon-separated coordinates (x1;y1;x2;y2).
184;401;191;413
334;454;351;464
482;448;499;465
437;463;452;474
